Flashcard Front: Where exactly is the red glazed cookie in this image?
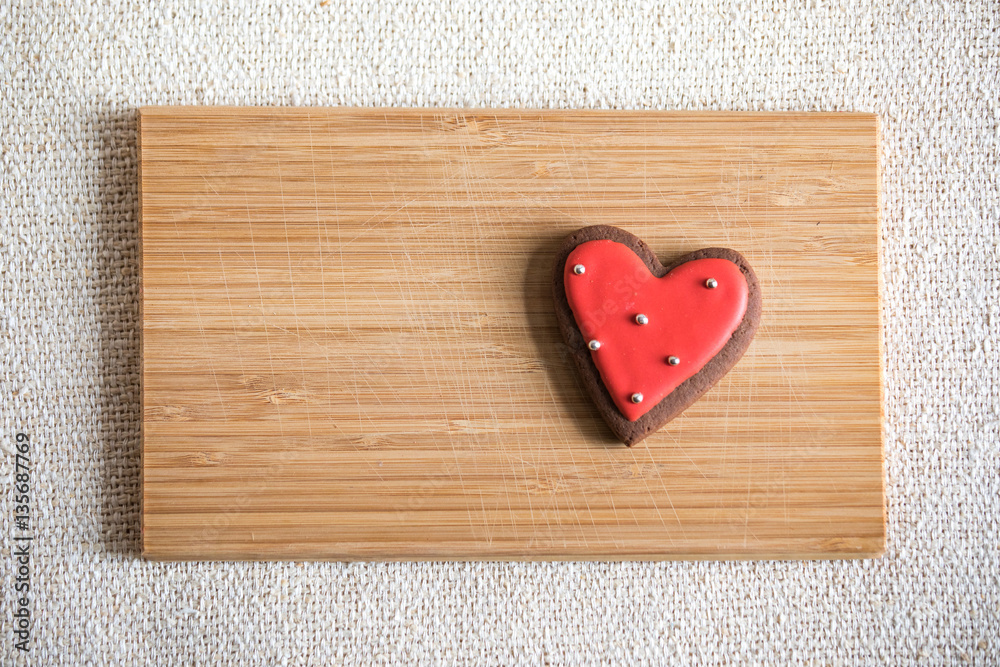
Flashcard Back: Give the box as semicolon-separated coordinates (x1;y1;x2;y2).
552;225;762;446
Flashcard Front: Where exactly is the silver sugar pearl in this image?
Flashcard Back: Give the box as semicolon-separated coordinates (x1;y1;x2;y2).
588;340;601;351
667;355;680;366
573;264;586;275
635;313;649;325
705;278;718;289
631;392;644;404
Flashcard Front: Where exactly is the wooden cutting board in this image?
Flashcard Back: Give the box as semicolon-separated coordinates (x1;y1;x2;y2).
139;106;884;560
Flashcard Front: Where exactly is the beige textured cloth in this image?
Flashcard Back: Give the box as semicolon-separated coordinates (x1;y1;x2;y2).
2;1;998;664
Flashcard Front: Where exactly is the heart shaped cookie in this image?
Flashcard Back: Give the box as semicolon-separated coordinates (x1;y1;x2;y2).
552;225;761;446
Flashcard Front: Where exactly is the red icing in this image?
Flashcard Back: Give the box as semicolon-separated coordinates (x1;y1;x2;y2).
564;240;749;421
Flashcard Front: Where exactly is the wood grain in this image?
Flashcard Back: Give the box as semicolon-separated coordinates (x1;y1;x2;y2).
139;106;883;560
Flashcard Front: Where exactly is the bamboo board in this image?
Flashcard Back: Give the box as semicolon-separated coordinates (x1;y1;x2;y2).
139;107;884;560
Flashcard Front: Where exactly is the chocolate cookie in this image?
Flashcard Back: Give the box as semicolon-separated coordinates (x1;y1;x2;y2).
552;225;762;446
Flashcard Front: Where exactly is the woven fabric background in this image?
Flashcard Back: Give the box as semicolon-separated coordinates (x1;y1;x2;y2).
2;1;998;664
